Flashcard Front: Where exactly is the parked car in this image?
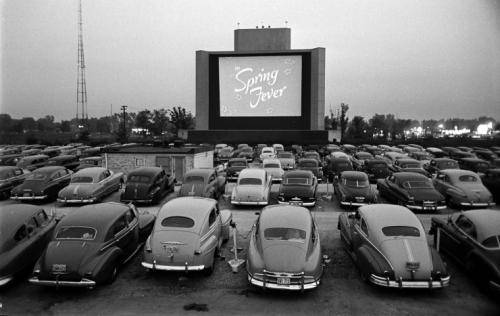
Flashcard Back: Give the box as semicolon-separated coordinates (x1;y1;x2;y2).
142;197;232;274
390;158;430;177
75;156;104;171
237;146;255;162
473;150;497;162
409;151;432;166
429;209;500;290
11;166;72;202
16;154;49;171
217;147;234;163
46;154;80;171
120;167;175;204
380;152;407;166
351;151;374;170
277;151;296;170
247;205;324;290
231;168;272;206
225;158;249;181
458;158;490;176
362;159;392;183
324;157;354;182
433;169;495;209
334;171;377;207
262;158;284;182
426;147;447;158
0;153;22;166
424;158;460;176
277;170;318;207
57;167;124;204
296;158;323;181
0;205;58;287
377;172;446;211
178;168;225;199
40;148;61;158
0;166;30;199
260;147;276;160
481;169;500;203
338;204;450;288
29;202;155;288
302;151;321;162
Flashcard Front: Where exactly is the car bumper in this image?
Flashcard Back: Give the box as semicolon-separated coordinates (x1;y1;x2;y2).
57;197;97;203
406;204;446;211
231;200;268;206
459;202;496;207
29;277;96;288
11;195;48;200
248;274;320;290
340;201;371;207
121;198;153;203
369;274;450;288
278;200;316;207
142;262;205;271
0;275;14;286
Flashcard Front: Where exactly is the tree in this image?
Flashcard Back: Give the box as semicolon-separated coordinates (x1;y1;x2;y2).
135;109;152;136
369;114;387;139
150;109;170;136
20;117;37;132
346;116;368;139
169;106;195;133
340;103;349;140
37;115;56;132
0;114;13;133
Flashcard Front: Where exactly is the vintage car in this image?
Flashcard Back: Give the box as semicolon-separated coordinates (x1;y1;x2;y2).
334;171;377;207
11;166;72;202
329;151;350;160
473;150;497;162
377;172;446;211
142;197;232;274
351;151;374;170
178;168;225;200
324;157;354;182
225;158;248;181
237;146;255;162
424;158;460;176
390;158;430;177
231;168;272;206
46;154;80;171
338;204;450;288
75;156;104;171
262;158;284;182
426;147;447;158
365;146;383;157
433;169;495;208
429;209;500;290
20;149;42;157
0;166;30;199
16;154;49;171
341;144;357;155
277;170;318;207
247;205;324;290
302;151;321;162
57;167;124;204
362;159;392;183
260;147;276;160
458;158;490;176
217;147;234;163
40;147;61;158
0;205;58;287
0;153;22;166
482;169;500;203
380;152;408;166
277;151;296;170
409;151;432;166
29;202;155;288
296;158;323;181
120;167;175;204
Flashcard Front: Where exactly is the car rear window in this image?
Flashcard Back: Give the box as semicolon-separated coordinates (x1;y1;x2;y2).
458;175;478;182
71;176;94;183
400;163;420;168
343;178;369;188
161;216;195;228
382;226;420;237
27;172;47;180
278;153;293;158
239;177;262;185
402;181;432;189
56;226;97;240
482;236;500;249
229;161;246;167
285;177;309;185
299;161;317;167
438;161;458;169
264;163;280;168
264;228;306;243
128;175;151;183
185;176;204;183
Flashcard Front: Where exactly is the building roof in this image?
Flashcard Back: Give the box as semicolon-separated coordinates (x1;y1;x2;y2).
104;145;212;155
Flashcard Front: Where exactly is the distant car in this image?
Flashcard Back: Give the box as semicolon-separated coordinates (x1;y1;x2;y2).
329;151;350;160
0;205;58;287
324;157;354;182
46;155;80;171
351;151;374;170
430;209;500;290
481;169;500;203
277;170;318;207
226;158;249;181
409;151;432;166
0;166;30;199
390;158;430;177
458;158;490;176
262;158;284;182
341;144;357;155
302;151;321;162
217;147;234;163
433;169;495;209
16;154;49;171
120;167;175;204
0;153;22;166
377;172;446;211
142;197;232;274
362;159;391;183
40;148;61;158
296;158;323;181
231;168;272;206
29;202;155;288
426;147;447;158
75;156;104;171
247;205;324;290
11;166;72;202
338;204;450;288
260;147;276;160
380;152;407;166
473;150;497;162
334;171;377;207
424;158;459;176
237;146;255;162
57;167;124;204
277;151;296;170
178;168;225;199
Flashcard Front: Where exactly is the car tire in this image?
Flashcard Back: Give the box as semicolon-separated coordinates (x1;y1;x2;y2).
105;263;119;285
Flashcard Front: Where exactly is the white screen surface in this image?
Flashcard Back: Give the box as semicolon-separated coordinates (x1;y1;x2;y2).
219;55;302;117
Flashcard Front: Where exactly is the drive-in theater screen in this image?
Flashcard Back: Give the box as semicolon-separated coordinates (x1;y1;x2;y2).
209;52;311;130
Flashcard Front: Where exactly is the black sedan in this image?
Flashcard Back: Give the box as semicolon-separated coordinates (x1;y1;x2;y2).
0;166;30;199
120;167;175;204
324;158;353;182
430;209;500;291
482;169;500;203
10;166;72;202
296;158;323;181
277;170;318;207
361;159;391;183
225;158;248;181
29;202;155;288
377;172;446;211
46;155;80;171
333;171;377;208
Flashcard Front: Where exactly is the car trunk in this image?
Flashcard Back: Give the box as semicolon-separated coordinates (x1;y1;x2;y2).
379;238;433;280
261;242;307;273
151;230;199;266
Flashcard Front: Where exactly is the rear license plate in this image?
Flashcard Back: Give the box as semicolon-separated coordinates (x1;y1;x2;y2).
52;264;66;273
23;192;31;197
277;277;290;285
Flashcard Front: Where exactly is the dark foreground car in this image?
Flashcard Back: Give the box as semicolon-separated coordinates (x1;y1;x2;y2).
11;166;72;202
225;158;248;181
247;205;324;290
178;168;225;199
362;159;391;183
338;204;450;288
277;170;318;207
296;158;323;181
29;202;155;288
0;166;30;199
121;167;175;204
430;209;500;291
482;169;500;203
0;205;57;287
334;171;377;208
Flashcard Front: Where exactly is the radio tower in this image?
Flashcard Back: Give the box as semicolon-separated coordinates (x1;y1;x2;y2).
76;0;88;127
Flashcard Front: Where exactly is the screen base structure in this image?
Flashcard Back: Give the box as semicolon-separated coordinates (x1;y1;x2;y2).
187;130;328;145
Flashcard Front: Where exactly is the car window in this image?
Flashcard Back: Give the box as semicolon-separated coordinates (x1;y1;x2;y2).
113;216;127;235
458;175;478;182
455;215;477;239
382;226;420;237
264;228;306;243
361;219;368;236
208;174;216;183
56;226;97;240
208;209;217;227
186;175;204;183
161;216;195;228
285;177;310;185
71;176;93;183
35;210;49;226
128;175;151;183
239;177;262;185
482;236;500;249
14;225;28;242
26;217;38;235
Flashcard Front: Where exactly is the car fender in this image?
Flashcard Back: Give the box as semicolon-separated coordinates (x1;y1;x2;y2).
429;246;447;274
355;245;392;277
467;250;500;279
88;247;123;282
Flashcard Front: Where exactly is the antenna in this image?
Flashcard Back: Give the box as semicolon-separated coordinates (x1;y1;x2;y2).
237;22;240;28
285;20;288;27
76;0;88;127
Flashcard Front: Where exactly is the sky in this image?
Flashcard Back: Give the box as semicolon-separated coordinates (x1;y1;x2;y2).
1;0;499;122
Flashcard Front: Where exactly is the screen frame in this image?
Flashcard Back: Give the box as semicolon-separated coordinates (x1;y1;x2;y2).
209;51;311;130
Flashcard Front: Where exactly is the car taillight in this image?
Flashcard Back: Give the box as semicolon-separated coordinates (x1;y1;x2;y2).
145;236;152;252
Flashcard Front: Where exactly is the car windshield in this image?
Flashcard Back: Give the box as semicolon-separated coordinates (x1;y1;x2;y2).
71;176;94;183
128;175;151;183
299;161;317;168
185;176;205;183
55;226;97;240
285;177;309;185
262;150;273;154
264;163;280;168
239;177;262;185
27;172;47;180
382;226;420;237
343;178;369;188
438;161;458;169
278;153;293;158
229;161;246;167
458;175;478;182
264;228;306;243
161;216;195;228
402;180;432;189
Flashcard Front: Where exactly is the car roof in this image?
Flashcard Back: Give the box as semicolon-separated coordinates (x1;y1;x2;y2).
341;171;368;180
156;197;216;233
128;167;163;177
19;154;49;161
0;204;45;241
239;168;266;178
359;204;424;237
460;158;488;163
49;155;76;161
184;168;213;179
33;166;67;174
462;209;500;243
392;172;428;181
433;158;456;162
259;205;312;231
439;169;478;178
74;167;107;176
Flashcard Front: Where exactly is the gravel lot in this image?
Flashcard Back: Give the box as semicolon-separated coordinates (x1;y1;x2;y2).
1;182;499;316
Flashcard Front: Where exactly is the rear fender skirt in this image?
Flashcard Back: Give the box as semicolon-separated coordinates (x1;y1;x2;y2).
89;247;123;280
356;245;393;276
467;252;500;277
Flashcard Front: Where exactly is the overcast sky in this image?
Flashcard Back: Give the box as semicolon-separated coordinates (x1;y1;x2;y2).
1;0;499;121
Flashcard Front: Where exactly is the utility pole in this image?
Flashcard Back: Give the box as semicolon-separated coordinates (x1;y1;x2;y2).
76;0;88;128
121;105;128;143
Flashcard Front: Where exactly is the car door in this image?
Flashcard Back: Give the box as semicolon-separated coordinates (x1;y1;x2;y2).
111;215;135;257
351;215;370;252
450;215;477;264
199;207;220;258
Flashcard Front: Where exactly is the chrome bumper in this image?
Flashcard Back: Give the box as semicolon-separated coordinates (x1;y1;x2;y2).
459;202;496;207
29;277;96;288
369;274;450;288
231;200;268;206
278;200;316;207
248;274;320;290
11;195;48;200
57;197;96;203
142;262;205;271
0;275;14;286
340;201;368;207
121;199;153;203
406;204;446;211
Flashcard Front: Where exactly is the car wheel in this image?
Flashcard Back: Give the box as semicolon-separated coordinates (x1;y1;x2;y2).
105;264;119;285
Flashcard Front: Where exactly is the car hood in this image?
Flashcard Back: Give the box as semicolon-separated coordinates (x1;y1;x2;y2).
59;183;98;197
453;183;491;201
280;185;315;198
150;230;199;265
179;182;205;197
407;188;443;201
40;240;100;276
261;242;307;273
122;183;151;199
379;238;433;280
